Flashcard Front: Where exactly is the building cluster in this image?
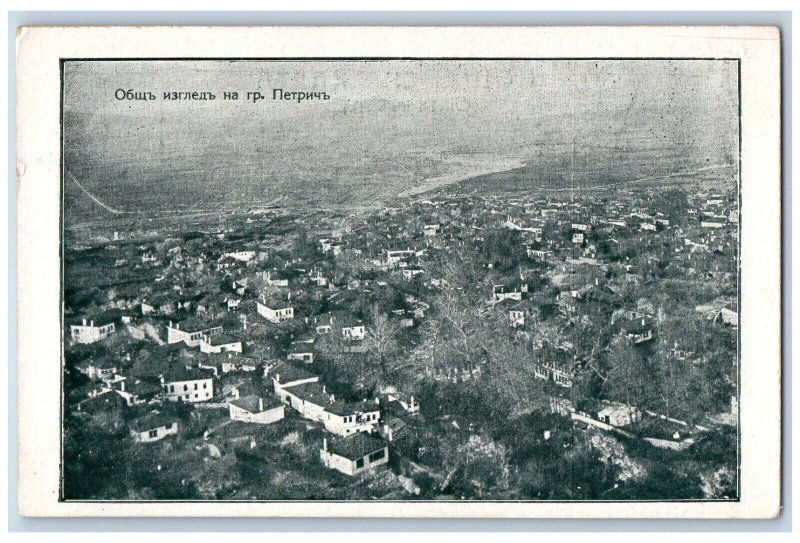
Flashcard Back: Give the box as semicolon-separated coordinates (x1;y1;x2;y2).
65;181;739;481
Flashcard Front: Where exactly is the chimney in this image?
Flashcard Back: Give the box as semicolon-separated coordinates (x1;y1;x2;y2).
82;318;87;326
258;397;263;412
90;320;94;327
323;384;327;394
323;437;328;451
331;394;335;402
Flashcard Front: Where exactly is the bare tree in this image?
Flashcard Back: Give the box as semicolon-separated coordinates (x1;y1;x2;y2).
364;306;400;374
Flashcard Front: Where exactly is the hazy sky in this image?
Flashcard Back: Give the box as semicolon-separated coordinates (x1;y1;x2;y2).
63;59;739;212
64;59;738;124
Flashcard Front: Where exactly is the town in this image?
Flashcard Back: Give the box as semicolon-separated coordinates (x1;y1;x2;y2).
63;180;739;501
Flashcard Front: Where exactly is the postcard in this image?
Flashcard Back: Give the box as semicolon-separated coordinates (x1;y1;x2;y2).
15;25;781;518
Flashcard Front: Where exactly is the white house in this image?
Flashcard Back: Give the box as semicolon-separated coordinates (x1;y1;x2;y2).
596;401;642;427
341;324;367;341
76;357;118;381
320;434;389;476
257;300;294;323
228;395;285;425
129;413;179;443
323;399;381;437
402;267;424;281
199;333;243;354
161;368;214;403
70;317;116;344
287;343;315;364
223;250;256;262
167;320;223;347
386;249;415;265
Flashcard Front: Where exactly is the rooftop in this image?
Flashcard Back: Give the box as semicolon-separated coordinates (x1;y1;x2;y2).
325;432;386;460
129;411;178;433
229;394;283;413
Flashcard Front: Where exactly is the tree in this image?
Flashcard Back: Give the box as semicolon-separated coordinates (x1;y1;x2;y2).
364;307;400;374
603;338;654;408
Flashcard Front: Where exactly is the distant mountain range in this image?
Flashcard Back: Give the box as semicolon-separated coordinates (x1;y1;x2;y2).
63;93;738;224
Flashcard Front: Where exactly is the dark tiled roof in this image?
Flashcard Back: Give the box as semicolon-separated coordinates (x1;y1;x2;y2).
125;379;161;397
206;332;240;346
78;356;119;370
129;412;178;433
170;316;222;333
326;433;386;460
326;400;380;417
229;394;282;413
271;362;317;384
162;367;215;383
284;382;333;406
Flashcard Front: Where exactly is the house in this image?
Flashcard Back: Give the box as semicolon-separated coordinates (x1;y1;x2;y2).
75;356;118;381
502;299;536;328
341;322;366;342
166;319;223;347
272;368;380;435
228;395;285;425
323;399;381;437
287;341;315;364
256;298;294;323
76;388;128;415
201;353;260;375
596;401;641;427
720;306;738;327
491;284;526;303
423;224;441;236
199;332;243;354
623;318;655;344
320;433;389;476
129;412;179;443
380;391;420;416
572;223;590;232
401;267;424;281
116;378;162;406
386;248;416;265
612;310;655;344
265;270;290;287
161;367;214;403
276;381;334;423
70;316;116;344
534;343;577;388
223;250;256;262
309;269;329;287
269;362;320;392
527;247;548;259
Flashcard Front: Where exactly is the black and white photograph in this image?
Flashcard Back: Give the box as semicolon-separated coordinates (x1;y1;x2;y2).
58;57;741;502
